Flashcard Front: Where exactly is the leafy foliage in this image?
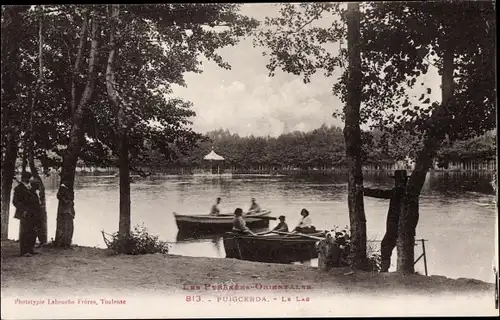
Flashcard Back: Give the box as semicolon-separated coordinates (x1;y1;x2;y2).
140;126;493;171
436;130;496;168
323;227;381;272
359;1;496;142
105;225;170;255
255;1;496;147
254;3;345;83
2;4;259;174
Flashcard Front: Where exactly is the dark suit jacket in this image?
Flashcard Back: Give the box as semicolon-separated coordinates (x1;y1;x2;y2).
13;183;41;220
364;187;405;230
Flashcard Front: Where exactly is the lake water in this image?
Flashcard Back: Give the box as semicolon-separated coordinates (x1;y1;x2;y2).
7;172;497;282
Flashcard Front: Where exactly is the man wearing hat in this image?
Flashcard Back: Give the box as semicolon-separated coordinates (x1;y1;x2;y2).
364;169;409;272
12;172;42;256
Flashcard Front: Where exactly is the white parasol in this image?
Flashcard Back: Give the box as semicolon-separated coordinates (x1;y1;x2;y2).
203;148;225;174
203;148;225;161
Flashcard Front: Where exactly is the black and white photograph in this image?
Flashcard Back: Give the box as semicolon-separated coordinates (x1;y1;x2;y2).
1;2;498;318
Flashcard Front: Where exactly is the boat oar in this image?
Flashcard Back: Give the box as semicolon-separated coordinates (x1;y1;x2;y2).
270;230;325;241
255;231;274;235
252;216;277;221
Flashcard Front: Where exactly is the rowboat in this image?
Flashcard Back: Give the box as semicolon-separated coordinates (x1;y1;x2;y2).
173;210;272;233
175;227;270;242
223;231;325;263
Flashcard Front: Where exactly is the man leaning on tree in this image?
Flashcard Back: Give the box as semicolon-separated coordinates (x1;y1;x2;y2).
364;169;408;272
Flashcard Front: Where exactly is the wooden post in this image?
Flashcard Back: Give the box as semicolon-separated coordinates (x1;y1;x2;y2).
421;239;428;276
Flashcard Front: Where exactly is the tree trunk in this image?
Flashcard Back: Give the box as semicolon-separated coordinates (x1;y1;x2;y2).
28;13;48;244
1;6;26;240
55;14;100;246
1;135;18;240
21;146;28;174
118;129;131;237
397;38;455;273
105;4;131;239
344;2;368;270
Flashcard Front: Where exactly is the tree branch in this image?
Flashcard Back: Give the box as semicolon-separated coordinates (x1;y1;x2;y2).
27;13;44;176
264;5;327;38
106;5;120;112
71;8;88;116
75;14;99;116
292;7;326;34
423;57;438;69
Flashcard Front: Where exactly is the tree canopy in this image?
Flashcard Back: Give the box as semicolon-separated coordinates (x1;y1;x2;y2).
255;2;496;142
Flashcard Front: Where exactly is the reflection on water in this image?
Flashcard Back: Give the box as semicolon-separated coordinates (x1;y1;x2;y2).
7;171;497;282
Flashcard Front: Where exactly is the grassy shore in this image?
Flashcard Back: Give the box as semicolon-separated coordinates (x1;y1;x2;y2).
1;239;494;294
1;239;497;317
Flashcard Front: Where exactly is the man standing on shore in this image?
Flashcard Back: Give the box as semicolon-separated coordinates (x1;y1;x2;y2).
364;170;408;272
13;172;42;257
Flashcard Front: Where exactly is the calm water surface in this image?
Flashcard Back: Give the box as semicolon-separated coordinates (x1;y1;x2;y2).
7;172;497;282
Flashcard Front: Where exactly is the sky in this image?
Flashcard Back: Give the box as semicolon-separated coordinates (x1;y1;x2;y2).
171;3;442;138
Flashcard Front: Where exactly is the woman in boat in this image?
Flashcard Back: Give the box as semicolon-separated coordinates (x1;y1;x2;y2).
209;197;221;216
232;208;256;235
294;208;316;233
272;215;289;232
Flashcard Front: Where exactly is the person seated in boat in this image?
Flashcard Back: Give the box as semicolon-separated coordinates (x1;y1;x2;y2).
293;208;316;233
232;208;256;235
248;197;261;214
272;215;289;232
209;197;221;216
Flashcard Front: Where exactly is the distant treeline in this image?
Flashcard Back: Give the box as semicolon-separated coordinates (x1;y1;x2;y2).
139;125;496;171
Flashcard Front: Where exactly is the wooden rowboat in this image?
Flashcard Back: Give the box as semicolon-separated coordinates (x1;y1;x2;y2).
173;210;272;233
223;231;325;263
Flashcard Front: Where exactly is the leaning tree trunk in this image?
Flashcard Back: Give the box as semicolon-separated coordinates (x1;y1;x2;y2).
397;37;455;273
343;2;368;270
106;5;131;240
55;13;99;247
1;6;26;240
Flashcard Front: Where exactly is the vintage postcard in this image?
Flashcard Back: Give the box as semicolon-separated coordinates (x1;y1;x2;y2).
1;2;498;318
